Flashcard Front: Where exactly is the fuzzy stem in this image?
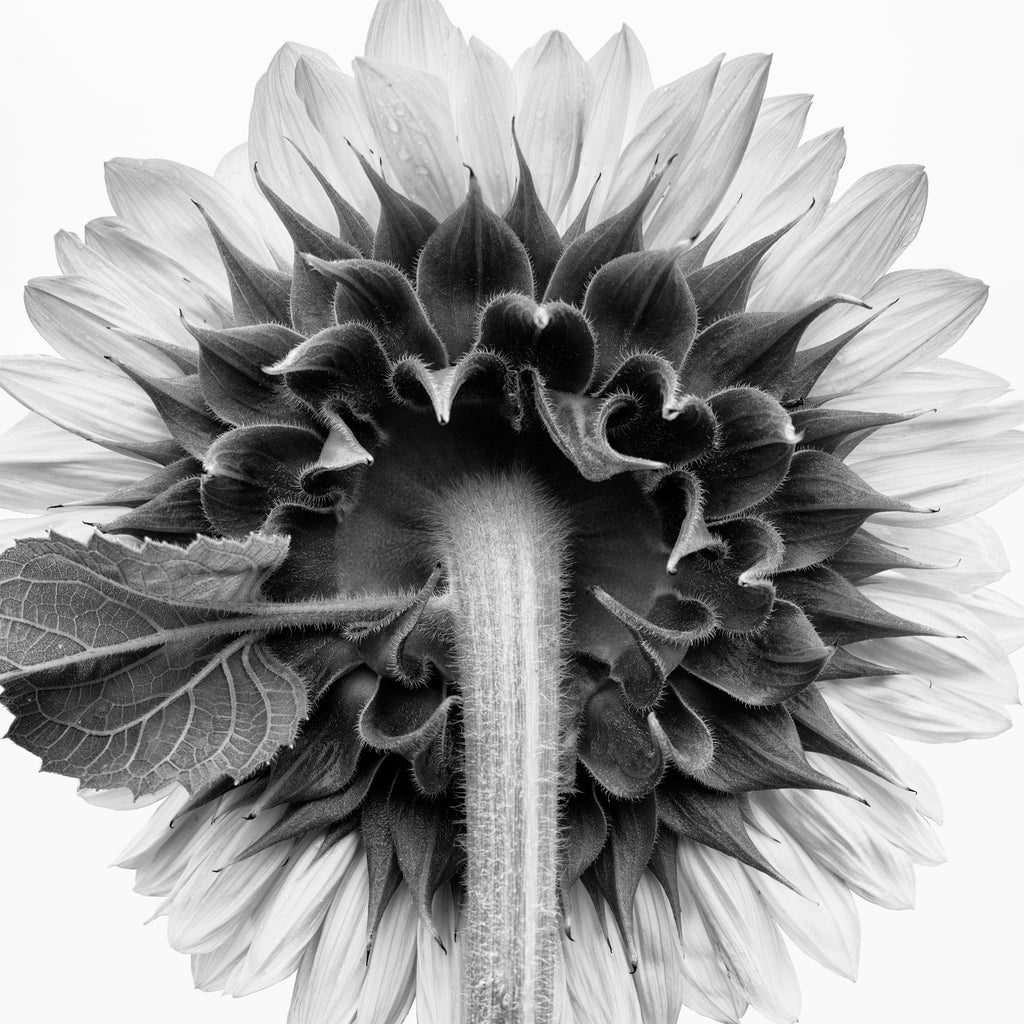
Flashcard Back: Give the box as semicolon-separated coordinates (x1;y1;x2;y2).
438;470;567;1024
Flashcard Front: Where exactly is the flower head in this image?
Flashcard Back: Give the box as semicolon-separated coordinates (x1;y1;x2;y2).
1;1;1021;1023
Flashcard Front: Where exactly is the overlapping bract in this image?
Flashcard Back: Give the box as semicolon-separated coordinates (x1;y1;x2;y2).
11;130;952;967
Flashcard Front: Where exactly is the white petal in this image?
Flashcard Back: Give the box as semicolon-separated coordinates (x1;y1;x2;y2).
249;43;346;230
0;511;109;549
677;841;801;1024
823;357;1009;415
0;355;168;450
823;673;1012;742
0;413;152;514
192;908;264;993
84;215;234;323
105;157;271;297
825;699;944;822
24;274;189;375
757;789;916;910
415;884;463;1024
562;883;643;1024
854;430;1024;526
53;231;200;347
867;516;1009;594
752;164;927;312
113;785;192;868
570;25;653;219
602;56;720;221
292;58;381;221
807;269;988;395
513;31;592;224
849;400;1024;465
856;580;1019;702
357;883;417;1024
705;93;811;257
287;852;369;1024
127;784;255;896
456;37;517;213
744;801;860;981
165;808;293;954
354;56;465;218
77;782;177;811
230;832;359;995
806;754;945;867
215;143;293;264
631;874;685;1024
364;0;466;97
966;587;1024;653
673;859;748;1023
646;54;771;247
736;127;846;270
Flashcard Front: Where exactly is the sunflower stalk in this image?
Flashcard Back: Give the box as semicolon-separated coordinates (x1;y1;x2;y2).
439;470;568;1024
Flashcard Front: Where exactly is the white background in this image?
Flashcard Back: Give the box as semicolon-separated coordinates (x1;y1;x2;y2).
1;1;1021;1022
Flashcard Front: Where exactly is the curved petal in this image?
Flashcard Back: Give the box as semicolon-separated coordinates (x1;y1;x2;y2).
354;56;465;218
631;874;685;1024
808;269;988;394
0;413;152;513
292;58;381;220
414;885;463;1024
513;31;592;224
570;25;653;219
646;54;771;247
105;157;271;297
249;42;345;230
745;800;860;981
751;164;928;312
0;355;169;448
562;883;643;1024
287;852;369;1024
677;841;801;1024
25;274;190;374
456;37;517;212
357;883;417;1023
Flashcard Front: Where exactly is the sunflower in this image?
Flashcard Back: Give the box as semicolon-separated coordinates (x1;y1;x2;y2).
1;2;1021;1024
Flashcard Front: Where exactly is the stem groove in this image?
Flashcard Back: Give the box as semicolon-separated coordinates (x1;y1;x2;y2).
438;470;568;1024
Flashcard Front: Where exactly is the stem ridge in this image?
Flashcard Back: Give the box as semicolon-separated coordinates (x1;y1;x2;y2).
438;470;568;1024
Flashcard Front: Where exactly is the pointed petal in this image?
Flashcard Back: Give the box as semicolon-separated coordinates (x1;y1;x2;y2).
673;859;748;1023
456;37;517;212
229;833;358;995
808;269;988;397
0;355;169;450
0;414;152;513
287;853;369;1024
677;840;801;1024
415;885;464;1024
744;801;861;980
631;874;685;1024
570;25;653;219
249;43;345;230
646;54;771;247
602;56;720;221
752;165;928;312
720;125;846;265
562;883;643;1024
853;430;1024;526
513;31;593;223
354;56;465;218
292;58;381;221
105;158;270;297
364;0;465;85
759;788;916;909
25;273;191;374
705;93;811;256
357;884;417;1023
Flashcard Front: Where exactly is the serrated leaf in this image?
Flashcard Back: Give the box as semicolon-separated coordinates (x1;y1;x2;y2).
0;531;419;796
